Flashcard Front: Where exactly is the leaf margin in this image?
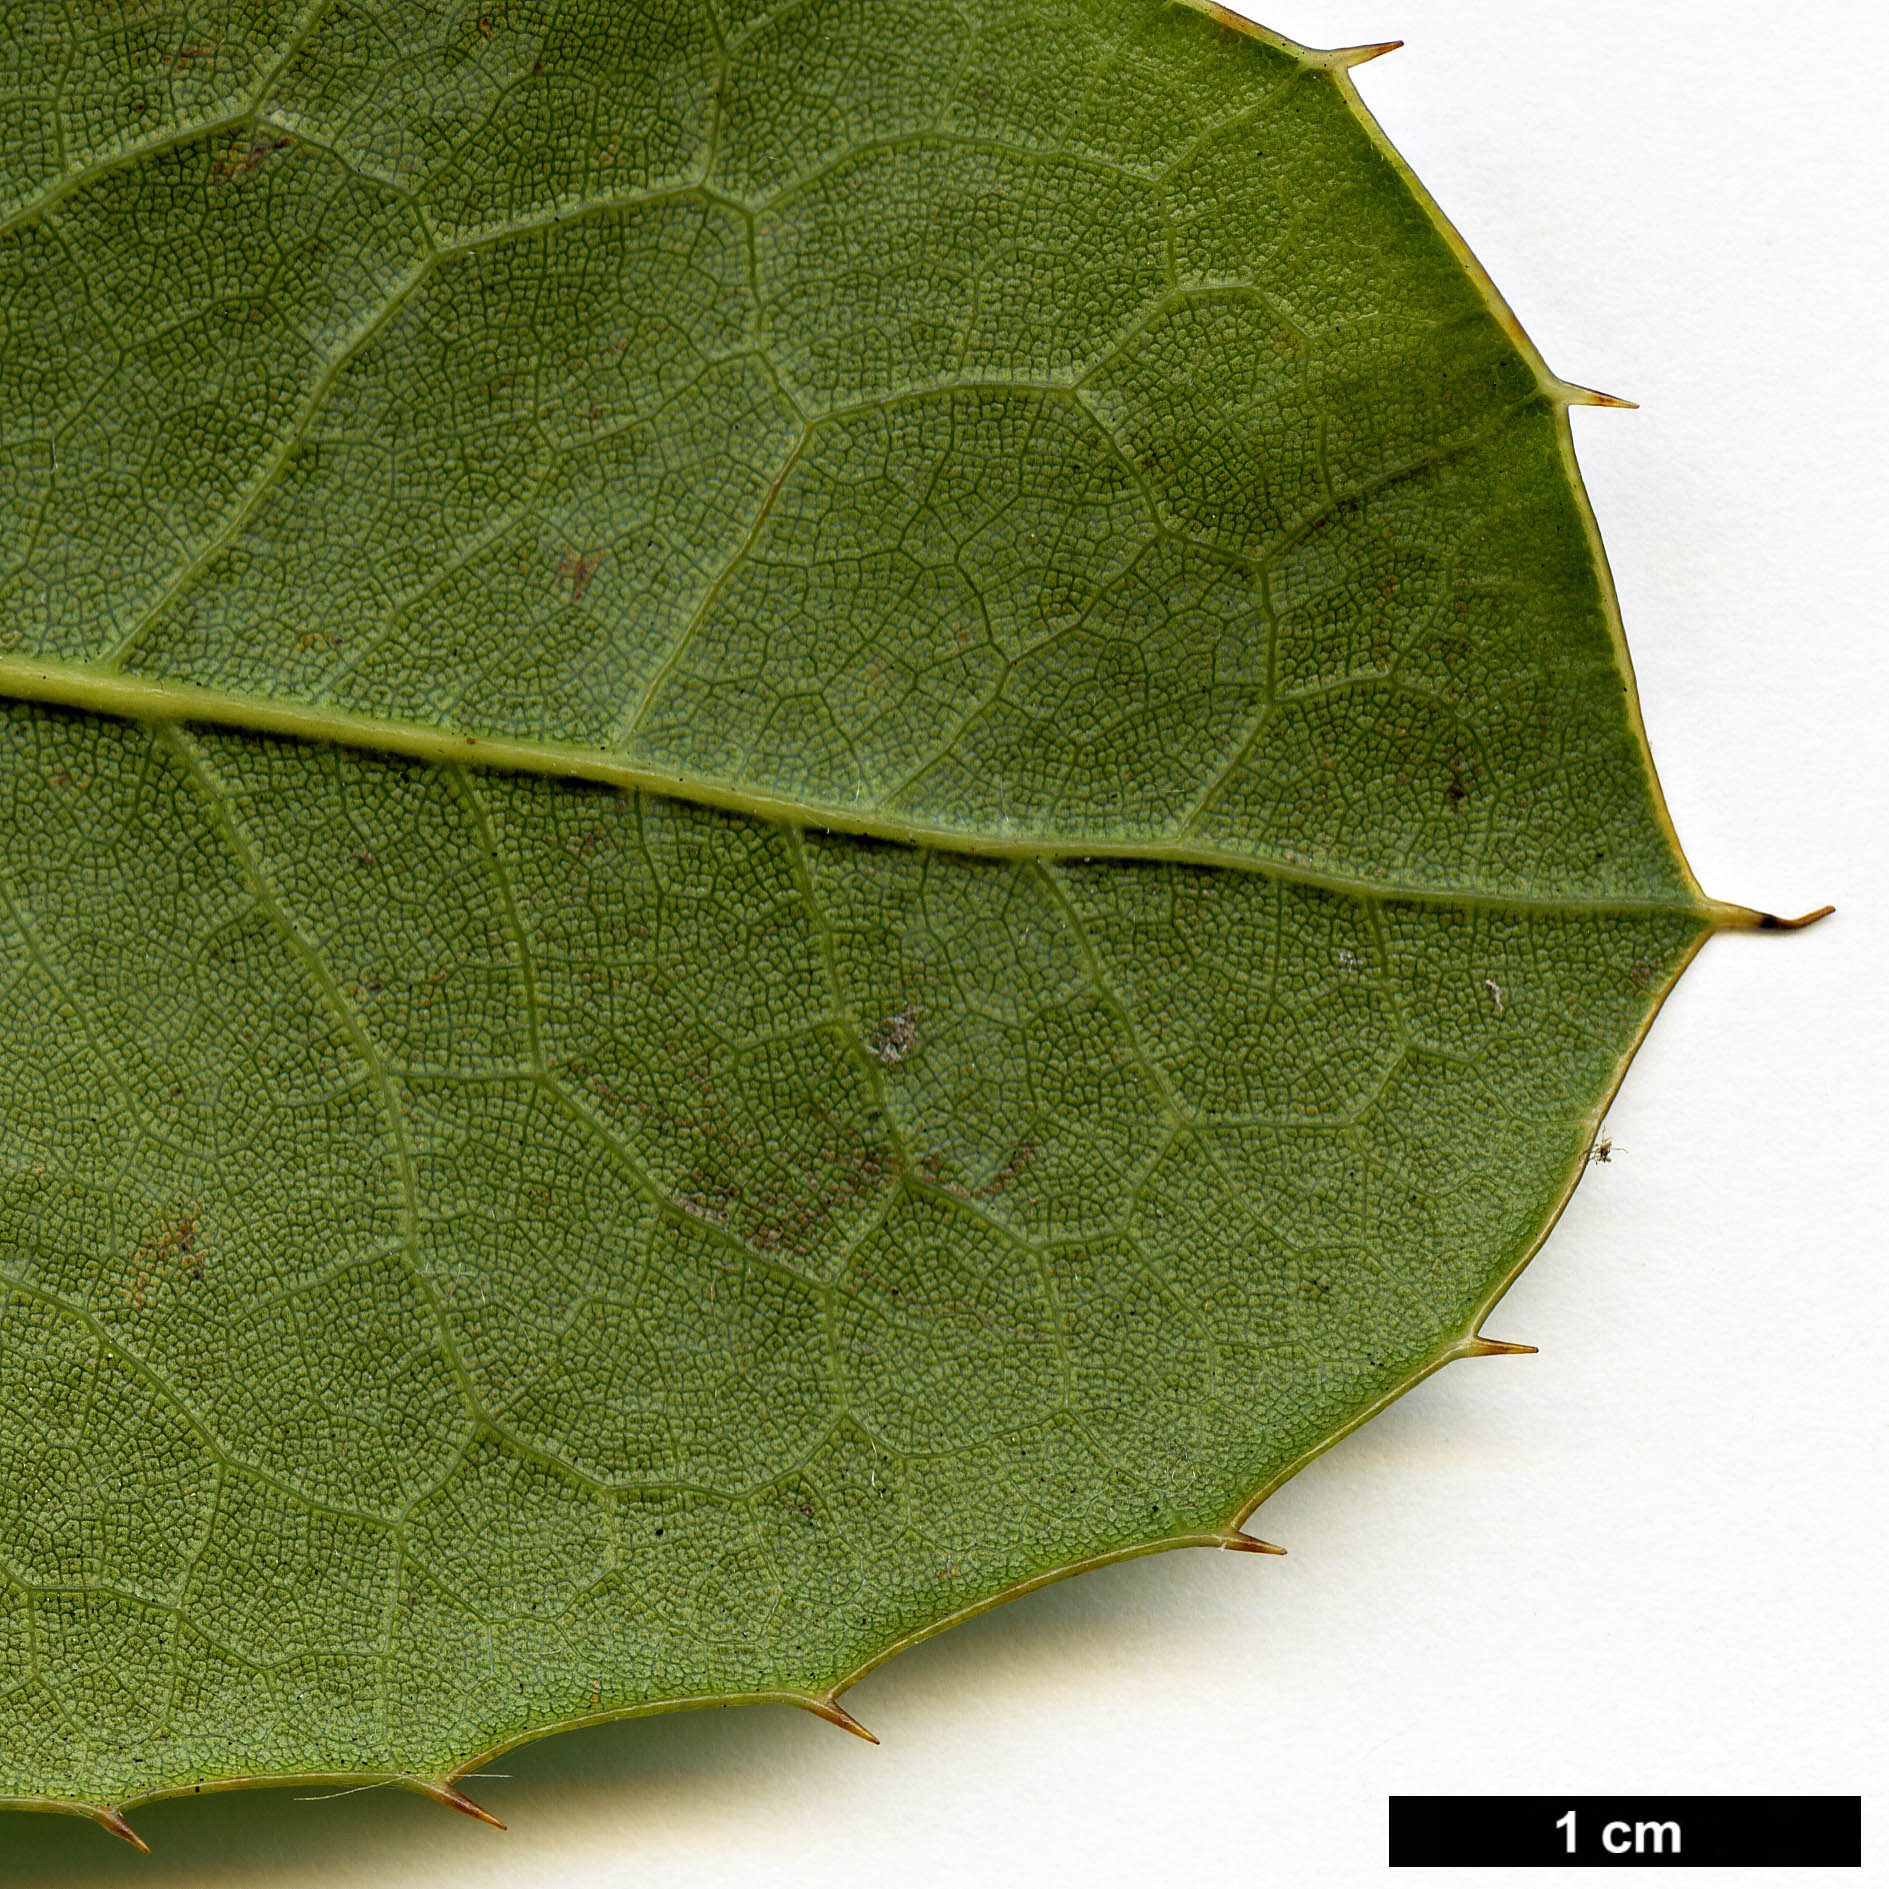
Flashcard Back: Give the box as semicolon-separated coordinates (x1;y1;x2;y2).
0;5;1818;1848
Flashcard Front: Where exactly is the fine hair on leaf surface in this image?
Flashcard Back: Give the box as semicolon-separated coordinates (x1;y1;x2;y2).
0;0;1821;1849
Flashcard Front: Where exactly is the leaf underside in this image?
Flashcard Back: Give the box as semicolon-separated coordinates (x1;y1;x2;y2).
0;0;1722;1833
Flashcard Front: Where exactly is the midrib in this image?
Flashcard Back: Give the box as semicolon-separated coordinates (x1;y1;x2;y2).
0;651;1735;924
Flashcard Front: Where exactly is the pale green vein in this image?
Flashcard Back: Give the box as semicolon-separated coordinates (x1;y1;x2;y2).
0;654;1732;923
0;0;340;239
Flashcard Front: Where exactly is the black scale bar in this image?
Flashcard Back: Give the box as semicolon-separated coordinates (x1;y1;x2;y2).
1389;1796;1861;1867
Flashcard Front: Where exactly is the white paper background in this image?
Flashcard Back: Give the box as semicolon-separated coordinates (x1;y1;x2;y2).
6;2;1882;1882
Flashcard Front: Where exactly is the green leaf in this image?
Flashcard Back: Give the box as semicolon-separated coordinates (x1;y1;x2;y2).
0;0;1773;1843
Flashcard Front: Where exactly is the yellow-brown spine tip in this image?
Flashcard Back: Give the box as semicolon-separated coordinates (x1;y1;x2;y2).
1553;381;1639;409
1455;1335;1538;1359
98;1807;151;1854
1758;904;1836;931
802;1693;880;1745
1218;1530;1287;1555
1329;40;1404;68
418;1781;507;1829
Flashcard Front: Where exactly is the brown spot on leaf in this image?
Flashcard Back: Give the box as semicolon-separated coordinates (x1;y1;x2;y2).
133;1204;203;1281
557;547;605;601
214;132;293;183
747;1096;893;1258
982;1138;1042;1199
1443;753;1475;810
865;1004;922;1066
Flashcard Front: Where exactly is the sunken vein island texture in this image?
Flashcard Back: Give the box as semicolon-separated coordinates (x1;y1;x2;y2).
0;0;1762;1842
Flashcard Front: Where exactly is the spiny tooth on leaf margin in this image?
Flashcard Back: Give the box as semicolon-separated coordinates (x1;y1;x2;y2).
94;1807;151;1854
1166;0;1402;71
799;1694;881;1745
1451;1336;1539;1360
1316;41;1405;70
1551;378;1640;409
1218;1531;1288;1555
415;1781;506;1830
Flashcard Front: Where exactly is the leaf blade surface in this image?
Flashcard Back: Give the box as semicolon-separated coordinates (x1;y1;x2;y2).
0;0;1720;1827
1;0;1688;897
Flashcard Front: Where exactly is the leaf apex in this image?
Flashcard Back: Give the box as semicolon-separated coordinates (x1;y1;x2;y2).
1759;904;1837;932
1712;901;1837;933
416;1781;507;1830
